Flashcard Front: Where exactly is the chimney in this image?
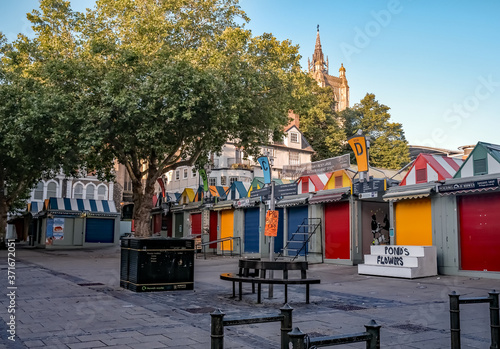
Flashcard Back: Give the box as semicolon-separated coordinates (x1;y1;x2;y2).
287;110;300;129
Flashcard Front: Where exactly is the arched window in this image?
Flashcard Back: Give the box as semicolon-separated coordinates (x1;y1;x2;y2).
97;185;107;200
46;181;57;199
74;183;84;199
33;182;44;200
86;184;95;200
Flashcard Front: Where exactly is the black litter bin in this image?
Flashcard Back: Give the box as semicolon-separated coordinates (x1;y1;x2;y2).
120;237;195;292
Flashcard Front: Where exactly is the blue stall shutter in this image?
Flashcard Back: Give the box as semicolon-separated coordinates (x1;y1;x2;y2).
274;208;284;254
287;206;308;256
85;218;115;243
244;208;260;253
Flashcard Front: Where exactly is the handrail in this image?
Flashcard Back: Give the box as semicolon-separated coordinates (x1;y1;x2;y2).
278;218;321;262
200;236;241;259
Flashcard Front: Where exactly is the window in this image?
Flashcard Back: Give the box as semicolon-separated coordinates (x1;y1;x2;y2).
290;132;299;143
74;183;84;199
209;177;217;186
261;147;275;158
192;168;197;177
183;169;188;179
416;168;427;183
46;182;57;198
175;170;180;180
473;158;487;175
229;177;238;185
97;185;107;200
34;182;44;200
86;184;95;200
289;152;300;165
335;176;343;188
221;176;227;186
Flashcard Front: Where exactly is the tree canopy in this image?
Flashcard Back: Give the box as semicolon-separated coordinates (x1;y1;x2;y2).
0;31;82;242
340;93;410;169
25;0;304;236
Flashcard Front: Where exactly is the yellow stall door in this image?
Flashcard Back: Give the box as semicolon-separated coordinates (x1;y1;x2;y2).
220;210;234;251
395;198;432;246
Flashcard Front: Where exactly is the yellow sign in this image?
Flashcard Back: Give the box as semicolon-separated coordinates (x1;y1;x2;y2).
348;135;369;172
264;210;279;237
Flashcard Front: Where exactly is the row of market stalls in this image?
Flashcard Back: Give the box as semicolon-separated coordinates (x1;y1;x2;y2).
153;141;500;278
9;198;120;249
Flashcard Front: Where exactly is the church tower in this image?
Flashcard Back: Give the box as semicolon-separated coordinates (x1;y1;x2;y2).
308;26;350;111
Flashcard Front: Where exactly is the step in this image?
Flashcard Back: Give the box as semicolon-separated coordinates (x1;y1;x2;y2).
369;245;433;257
363;254;420;268
358;264;414;278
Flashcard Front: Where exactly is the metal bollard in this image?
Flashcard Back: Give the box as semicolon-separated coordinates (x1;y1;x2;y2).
211;309;225;349
288;327;307;349
365;319;381;349
449;291;461;349
490;290;499;349
280;304;293;349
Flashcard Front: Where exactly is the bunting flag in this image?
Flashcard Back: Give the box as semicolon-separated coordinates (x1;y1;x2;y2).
348;135;369;172
199;169;209;192
257;156;271;184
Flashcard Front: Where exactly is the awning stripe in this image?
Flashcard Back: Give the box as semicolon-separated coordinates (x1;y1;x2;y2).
47;198;117;213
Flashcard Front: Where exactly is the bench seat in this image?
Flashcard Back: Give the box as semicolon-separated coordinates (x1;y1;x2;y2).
220;270;320;304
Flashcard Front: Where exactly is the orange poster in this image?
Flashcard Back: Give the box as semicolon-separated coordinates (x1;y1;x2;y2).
264;210;279;237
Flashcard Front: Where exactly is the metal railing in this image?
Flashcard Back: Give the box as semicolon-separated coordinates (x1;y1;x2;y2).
449;290;499;348
200;236;241;260
288;321;381;349
277;218;322;262
210;304;293;349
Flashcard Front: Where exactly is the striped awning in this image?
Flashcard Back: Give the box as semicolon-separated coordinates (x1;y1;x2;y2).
383;187;434;201
439;186;499;196
47;198;118;215
28;201;45;214
309;188;349;205
276;193;310;208
212;200;234;211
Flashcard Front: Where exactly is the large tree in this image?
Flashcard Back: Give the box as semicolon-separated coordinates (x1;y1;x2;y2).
0;32;82;244
340;93;410;169
28;0;302;237
292;74;346;161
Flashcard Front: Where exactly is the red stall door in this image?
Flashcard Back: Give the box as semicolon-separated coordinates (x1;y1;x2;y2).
324;201;350;259
191;213;202;236
209;211;218;248
459;193;500;272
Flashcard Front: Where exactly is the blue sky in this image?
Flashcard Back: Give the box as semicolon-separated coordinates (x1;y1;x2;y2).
2;0;499;151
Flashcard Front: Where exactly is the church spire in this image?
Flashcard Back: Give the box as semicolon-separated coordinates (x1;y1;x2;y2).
311;25;328;74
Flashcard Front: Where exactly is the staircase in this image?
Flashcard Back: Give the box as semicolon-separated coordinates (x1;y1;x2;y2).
358;245;437;279
276;218;321;262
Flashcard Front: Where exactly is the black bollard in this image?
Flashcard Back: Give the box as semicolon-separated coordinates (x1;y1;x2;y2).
449;291;461;349
280;304;293;349
288;327;307;349
489;290;499;349
365;319;381;349
211;309;225;349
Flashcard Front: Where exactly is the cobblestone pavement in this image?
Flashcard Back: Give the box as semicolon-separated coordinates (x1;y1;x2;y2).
0;244;498;348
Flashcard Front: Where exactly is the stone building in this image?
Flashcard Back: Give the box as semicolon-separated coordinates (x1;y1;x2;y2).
308;26;349;111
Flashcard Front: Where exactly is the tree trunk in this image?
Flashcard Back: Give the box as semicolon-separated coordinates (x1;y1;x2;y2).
131;178;156;238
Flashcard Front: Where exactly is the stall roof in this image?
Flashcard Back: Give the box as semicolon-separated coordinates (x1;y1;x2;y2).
297;173;332;193
400;154;463;185
209;186;229;199
28;200;44;214
383;183;436;202
47;198;118;214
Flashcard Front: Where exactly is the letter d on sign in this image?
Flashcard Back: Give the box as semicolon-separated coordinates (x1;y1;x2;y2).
347;135;369;172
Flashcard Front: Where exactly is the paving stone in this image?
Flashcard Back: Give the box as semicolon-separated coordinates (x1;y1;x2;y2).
23;340;45;347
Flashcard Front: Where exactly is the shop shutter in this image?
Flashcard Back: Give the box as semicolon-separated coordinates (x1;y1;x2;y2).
325;201;350;259
209;211;218;248
459;193;500;272
191;213;202;236
85;218;114;243
287;206;308;256
244;208;260;253
274;208;284;254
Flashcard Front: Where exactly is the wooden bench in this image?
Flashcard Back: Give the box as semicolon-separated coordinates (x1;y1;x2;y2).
220;259;320;304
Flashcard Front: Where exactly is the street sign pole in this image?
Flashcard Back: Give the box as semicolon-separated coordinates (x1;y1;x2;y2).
268;180;275;299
